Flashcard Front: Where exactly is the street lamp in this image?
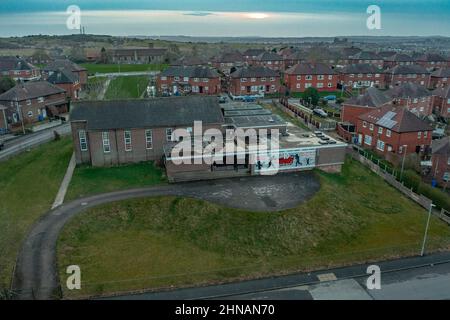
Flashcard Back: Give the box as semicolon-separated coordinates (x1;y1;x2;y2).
400;144;407;180
420;203;436;257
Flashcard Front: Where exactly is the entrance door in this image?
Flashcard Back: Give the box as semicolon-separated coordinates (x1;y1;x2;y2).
358;134;362;145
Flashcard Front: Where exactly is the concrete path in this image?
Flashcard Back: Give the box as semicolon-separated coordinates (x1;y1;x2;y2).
51;153;76;209
12;173;319;299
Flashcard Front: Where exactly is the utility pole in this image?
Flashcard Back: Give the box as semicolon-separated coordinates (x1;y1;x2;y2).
15;98;25;135
420;203;435;257
400;145;407;180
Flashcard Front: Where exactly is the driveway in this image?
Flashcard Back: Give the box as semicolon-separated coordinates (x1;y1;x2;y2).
12;172;320;299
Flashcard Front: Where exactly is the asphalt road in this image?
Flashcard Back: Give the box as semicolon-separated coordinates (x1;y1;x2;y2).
12;173;319;300
0;123;71;161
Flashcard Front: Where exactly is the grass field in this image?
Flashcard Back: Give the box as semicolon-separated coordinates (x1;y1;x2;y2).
57;158;450;298
66;162;166;201
0;138;73;289
104;76;150;99
81;63;168;74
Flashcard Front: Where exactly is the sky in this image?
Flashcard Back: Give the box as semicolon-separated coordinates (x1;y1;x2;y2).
0;0;449;37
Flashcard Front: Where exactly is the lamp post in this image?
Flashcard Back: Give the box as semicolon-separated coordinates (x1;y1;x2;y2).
420;203;436;257
400;144;407;180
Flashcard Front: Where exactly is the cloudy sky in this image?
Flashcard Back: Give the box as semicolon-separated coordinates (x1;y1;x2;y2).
0;0;449;37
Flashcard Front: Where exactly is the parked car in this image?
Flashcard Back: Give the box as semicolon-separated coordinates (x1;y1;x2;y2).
218;96;228;103
313;108;328;117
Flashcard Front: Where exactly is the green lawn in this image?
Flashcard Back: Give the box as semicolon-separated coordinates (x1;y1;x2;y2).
58;158;450;298
0;138;73;289
66;162;166;201
80;63;168;74
104;76;150;99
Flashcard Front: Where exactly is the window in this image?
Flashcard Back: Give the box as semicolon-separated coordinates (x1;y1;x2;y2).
124;130;132;152
261;77;266;82
376;140;385;151
166;128;173;141
271;85;276;90
424;131;428;138
375;73;380;78
363;121;367;128
378;127;383;134
26;99;31;105
418;131;422;139
194;78;199;82
328;83;333;88
296;83;301;89
317;83;324;88
183;77;189;82
328;75;333;80
386;129;391;137
305;75;313;80
448;157;450;165
317;75;324;80
270;77;275;82
145;129;153;149
79;130;88;151
38;97;44;103
364;135;372;146
202;78;209;83
241;78;247;82
350;74;355;78
102;132;111;153
251;78;256;82
27;111;33;117
174;76;180;81
296;75;301;80
369;123;374;131
160;76;167;81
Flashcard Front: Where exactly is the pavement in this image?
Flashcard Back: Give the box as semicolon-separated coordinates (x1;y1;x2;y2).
12;172;319;299
51;153;76;209
0;123;71;161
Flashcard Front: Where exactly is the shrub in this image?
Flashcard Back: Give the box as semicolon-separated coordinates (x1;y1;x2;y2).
418;184;450;211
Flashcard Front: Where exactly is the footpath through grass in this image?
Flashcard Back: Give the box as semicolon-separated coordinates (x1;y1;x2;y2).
80;63;168;74
58;158;450;298
66;162;166;201
0;138;73;289
104;76;150;99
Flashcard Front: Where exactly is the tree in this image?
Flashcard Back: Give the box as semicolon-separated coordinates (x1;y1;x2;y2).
302;87;320;107
0;76;15;94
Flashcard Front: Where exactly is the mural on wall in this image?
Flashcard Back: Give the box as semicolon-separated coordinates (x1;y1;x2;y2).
255;148;316;173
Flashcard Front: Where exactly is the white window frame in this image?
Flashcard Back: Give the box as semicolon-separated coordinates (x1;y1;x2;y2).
386;129;391;137
124;130;132;152
166;128;173;142
79;130;88;151
102;132;111;154
145;129;153;149
378;127;383;135
364;135;372;146
376;139;385;151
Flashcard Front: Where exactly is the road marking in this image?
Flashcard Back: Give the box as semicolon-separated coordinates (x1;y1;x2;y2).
317;273;337;282
81;202;88;206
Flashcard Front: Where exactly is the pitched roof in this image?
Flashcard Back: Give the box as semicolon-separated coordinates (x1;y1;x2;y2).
255;51;283;61
377;51;397;59
358;105;433;133
71;96;224;130
415;53;448;62
285;63;336;75
388;64;430;75
242;49;266;57
0;56;36;72
342;47;362;57
230;66;279;78
44;59;86;72
433;86;450;99
212;51;244;63
339;64;382;74
384;53;414;62
109;48;167;57
350;51;382;60
285;51;304;61
431;68;450;78
385;82;431;99
432;137;450;155
171;56;207;66
0;81;65;101
160;66;219;78
47;68;79;84
345;87;391;108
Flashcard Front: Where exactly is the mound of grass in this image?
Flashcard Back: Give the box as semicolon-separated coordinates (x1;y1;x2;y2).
104;76;150;99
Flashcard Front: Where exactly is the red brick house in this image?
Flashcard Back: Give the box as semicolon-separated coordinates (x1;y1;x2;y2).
415;53;449;70
385;82;433;117
157;66;221;96
210;52;245;74
0;56;41;81
171;56;208;67
385;64;431;88
229;66;280;97
356;105;433;156
338;64;385;89
284;63;338;92
108;47;167;64
432;86;450;119
250;52;284;71
43;59;88;86
0;104;7;131
383;53;415;69
347;51;383;68
430;68;450;88
0;81;68;128
46;68;81;100
283;51;305;69
431;137;450;187
242;49;266;64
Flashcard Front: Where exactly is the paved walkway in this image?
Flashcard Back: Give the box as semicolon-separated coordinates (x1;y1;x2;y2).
12;173;319;299
51;153;76;209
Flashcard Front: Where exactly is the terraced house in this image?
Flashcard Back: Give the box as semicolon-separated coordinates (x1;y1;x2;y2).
229;66;280;97
42;59;88;86
385;64;431;88
383;53;415;68
0;81;68;129
157;66;221;96
0;56;40;81
250;52;284;71
385;82;433;117
430;68;450;88
338;64;385;89
415;53;449;70
432;86;450;119
347;51;384;68
284;63;338;92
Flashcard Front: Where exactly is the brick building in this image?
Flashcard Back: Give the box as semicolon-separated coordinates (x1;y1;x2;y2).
347;51;383;68
383;53;415;69
250;52;284;71
210;52;245;74
338;64;385;89
171;56;208;67
431;137;450;187
229;66;280;97
432;86;450;119
385;64;431;88
283;51;305;69
356;105;433;156
430;68;450;88
0;56;40;81
108;48;167;64
0;81;68;128
385;82;433;117
415;53;449;70
157;66;221;96
242;49;266;64
43;59;88;86
46;68;81;100
284;63;338;92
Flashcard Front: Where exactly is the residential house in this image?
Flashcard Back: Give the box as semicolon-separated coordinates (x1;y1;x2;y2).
284;63;338;92
250;52;284;71
0;56;40;81
171;56;208;66
210;52;245;74
278;47;298;59
430;68;450;88
383;53;415;68
0;81;68;128
70;96;224;167
283;51;305;69
229;66;280;97
108;47;167;64
431;137;450;187
156;66;221;95
385;82;433;117
46;68;81;100
338;64;385;89
347;51;383;68
432;86;450;119
356;105;433;156
43;59;88;86
242;49;266;64
415;53;449;70
385;64;431;88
